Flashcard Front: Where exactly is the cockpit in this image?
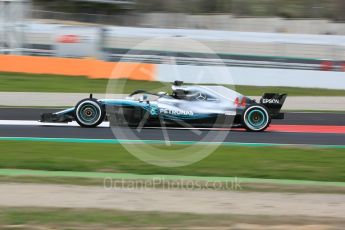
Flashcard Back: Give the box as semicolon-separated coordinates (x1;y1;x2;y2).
171;81;218;101
128;81;241;103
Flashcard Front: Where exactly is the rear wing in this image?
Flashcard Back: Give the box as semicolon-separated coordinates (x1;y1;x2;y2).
260;93;287;119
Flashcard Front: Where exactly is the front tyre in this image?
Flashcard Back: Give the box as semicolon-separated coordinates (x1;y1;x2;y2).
74;99;105;128
242;105;271;132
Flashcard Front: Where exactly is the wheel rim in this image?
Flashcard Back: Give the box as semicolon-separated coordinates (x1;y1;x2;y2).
245;108;268;130
77;102;101;125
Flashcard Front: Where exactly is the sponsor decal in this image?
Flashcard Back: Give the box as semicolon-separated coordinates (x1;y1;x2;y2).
225;111;236;116
57;34;92;44
150;106;159;116
57;35;80;43
262;99;280;104
160;108;194;116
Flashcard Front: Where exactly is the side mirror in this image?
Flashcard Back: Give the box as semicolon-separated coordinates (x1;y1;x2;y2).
157;92;168;97
139;94;149;103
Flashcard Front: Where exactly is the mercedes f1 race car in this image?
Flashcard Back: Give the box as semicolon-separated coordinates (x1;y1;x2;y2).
40;81;287;132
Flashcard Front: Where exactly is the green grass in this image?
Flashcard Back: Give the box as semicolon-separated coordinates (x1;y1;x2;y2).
1;208;342;229
1;72;345;96
0;141;345;182
0;208;217;228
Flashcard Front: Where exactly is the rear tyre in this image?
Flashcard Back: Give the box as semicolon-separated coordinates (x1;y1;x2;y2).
74;99;105;128
242;105;270;132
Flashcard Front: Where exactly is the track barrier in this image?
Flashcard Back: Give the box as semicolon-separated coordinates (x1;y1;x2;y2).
1;55;345;89
0;55;156;81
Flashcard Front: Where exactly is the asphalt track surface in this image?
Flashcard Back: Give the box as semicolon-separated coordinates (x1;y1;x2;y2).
1;108;345;145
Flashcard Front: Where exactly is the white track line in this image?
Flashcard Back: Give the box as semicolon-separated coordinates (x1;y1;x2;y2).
0;120;110;127
0;120;236;131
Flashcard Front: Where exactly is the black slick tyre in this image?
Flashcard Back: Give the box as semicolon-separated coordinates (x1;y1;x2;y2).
242;105;271;132
74;98;105;128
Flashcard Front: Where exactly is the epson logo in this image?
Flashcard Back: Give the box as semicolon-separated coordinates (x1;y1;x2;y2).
262;99;280;104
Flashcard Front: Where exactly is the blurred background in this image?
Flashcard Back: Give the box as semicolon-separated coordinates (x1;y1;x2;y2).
1;0;345;62
1;0;345;89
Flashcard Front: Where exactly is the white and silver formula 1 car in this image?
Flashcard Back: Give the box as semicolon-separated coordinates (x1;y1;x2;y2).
40;81;287;132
